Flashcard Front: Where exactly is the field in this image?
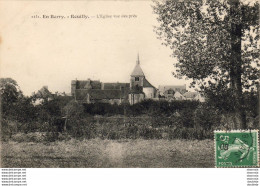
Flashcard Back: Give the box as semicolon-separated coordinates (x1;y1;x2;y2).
1;139;214;168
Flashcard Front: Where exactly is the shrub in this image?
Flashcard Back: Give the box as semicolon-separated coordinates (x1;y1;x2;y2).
193;104;221;130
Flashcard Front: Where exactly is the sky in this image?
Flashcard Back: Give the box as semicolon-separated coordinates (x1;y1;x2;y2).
0;1;191;96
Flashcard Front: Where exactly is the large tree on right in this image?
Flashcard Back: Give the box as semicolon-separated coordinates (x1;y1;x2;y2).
153;0;259;129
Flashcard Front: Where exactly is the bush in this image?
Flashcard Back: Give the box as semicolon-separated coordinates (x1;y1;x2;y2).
193;104;221;130
2;95;257;141
81;100;200;117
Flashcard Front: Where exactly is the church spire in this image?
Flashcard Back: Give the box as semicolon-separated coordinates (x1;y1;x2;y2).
131;53;145;77
136;53;140;65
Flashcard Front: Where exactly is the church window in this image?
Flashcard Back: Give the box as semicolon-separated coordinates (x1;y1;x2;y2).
135;77;139;81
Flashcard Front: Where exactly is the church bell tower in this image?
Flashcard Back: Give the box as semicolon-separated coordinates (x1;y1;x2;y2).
130;54;145;89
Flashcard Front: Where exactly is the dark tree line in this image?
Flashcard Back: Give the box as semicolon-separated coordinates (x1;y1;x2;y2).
0;77;258;141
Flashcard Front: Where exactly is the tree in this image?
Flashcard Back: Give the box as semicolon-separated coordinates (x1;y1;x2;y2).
0;78;23;117
153;0;259;129
62;100;84;131
0;78;37;122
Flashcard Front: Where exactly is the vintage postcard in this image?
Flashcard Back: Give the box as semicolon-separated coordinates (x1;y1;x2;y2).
0;0;259;170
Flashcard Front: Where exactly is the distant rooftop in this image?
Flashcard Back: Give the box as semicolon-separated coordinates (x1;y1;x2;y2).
158;85;187;94
75;89;129;100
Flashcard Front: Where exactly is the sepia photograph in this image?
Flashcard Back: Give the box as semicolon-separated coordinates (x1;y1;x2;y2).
0;0;259;170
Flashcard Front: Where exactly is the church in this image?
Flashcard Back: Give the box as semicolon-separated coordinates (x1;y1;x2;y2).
128;54;157;104
71;55;158;104
70;54;205;104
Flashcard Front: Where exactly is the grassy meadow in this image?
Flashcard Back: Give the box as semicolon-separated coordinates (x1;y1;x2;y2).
1;138;214;168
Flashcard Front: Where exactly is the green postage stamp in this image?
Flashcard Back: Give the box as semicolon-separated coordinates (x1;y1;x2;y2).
215;130;259;167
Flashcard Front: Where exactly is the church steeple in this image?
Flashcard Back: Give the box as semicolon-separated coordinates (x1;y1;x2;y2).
131;53;145;77
136;53;140;65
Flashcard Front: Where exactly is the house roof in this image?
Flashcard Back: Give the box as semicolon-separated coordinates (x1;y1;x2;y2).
183;92;198;99
75;80;101;89
174;91;185;98
103;83;130;90
165;88;175;94
35;86;52;98
75;89;129;100
158;85;186;94
75;90;89;100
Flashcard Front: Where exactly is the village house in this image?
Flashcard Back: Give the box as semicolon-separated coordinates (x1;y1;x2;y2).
183;92;205;102
32;86;72;105
32;86;54;105
158;85;187;101
158;85;187;95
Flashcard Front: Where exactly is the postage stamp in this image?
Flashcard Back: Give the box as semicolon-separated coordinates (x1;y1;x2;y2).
215;130;259;168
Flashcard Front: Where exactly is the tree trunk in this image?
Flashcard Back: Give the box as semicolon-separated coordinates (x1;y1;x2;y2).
229;0;247;129
64;117;67;132
258;84;260;128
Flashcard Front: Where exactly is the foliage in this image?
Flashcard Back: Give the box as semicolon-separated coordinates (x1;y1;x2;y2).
83;102;125;116
205;87;259;115
243;90;259;118
153;0;259;88
1;78;258;141
63;100;84;119
3;112;216;141
82;99;200;117
152;0;260;128
193;104;221;130
0;78;23;117
35;95;73;121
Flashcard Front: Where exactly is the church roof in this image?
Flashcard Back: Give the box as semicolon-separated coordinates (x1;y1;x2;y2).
143;78;155;88
75;89;129;100
103;83;130;90
74;79;101;89
131;54;145;77
131;64;145;76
